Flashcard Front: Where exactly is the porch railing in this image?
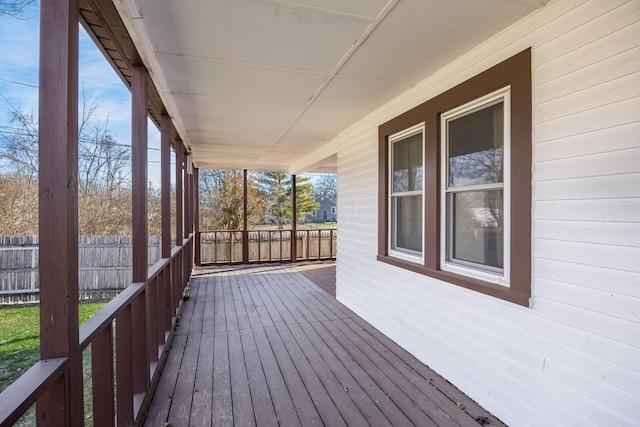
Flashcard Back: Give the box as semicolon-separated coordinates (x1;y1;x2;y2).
196;228;337;265
0;235;194;426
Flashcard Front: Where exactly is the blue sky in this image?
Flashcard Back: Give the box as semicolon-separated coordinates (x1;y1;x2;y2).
0;4;328;186
0;2;163;185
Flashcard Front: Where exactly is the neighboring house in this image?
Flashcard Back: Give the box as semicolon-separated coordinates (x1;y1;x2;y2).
308;195;336;223
335;2;640;426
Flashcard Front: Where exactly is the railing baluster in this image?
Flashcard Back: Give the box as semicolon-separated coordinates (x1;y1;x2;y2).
330;229;333;260
116;304;134;426
92;324;115;427
214;231;218;264
132;292;148;400
257;231;261;262
318;229;322;260
148;277;159;363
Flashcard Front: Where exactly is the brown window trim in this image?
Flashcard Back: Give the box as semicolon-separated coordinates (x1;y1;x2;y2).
378;48;532;307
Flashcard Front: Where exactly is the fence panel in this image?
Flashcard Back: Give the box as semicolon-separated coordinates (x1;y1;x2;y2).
0;235;168;303
197;228;335;265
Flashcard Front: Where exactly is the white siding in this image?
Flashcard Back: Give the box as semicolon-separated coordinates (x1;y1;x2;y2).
334;0;640;425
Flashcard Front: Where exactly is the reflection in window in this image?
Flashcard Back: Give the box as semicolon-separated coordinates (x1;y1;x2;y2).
442;89;509;283
448;101;504;187
389;125;424;260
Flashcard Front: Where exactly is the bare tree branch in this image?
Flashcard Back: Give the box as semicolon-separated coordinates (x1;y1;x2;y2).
0;0;36;18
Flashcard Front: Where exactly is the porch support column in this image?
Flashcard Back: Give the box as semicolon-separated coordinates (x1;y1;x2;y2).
160;115;171;259
131;65;148;283
291;174;297;263
176;146;184;245
194;167;201;266
37;0;83;424
242;169;249;263
184;156;191;238
130;64;150;413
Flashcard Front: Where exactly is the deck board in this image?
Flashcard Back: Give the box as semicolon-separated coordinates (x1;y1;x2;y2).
144;264;504;427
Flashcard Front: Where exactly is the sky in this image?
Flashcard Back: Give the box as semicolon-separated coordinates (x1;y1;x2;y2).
0;1;163;185
0;3;329;187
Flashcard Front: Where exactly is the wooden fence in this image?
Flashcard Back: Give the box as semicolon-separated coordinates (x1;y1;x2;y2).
0;235;169;304
198;228;337;265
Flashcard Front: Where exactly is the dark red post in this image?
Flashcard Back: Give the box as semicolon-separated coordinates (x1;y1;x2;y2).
291;174;297;262
131;64;149;411
176;146;184;245
242;169;249;263
161;115;172;259
194;167;201;266
37;0;83;424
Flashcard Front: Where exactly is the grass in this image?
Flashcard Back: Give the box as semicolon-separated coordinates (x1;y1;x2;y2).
0;302;105;393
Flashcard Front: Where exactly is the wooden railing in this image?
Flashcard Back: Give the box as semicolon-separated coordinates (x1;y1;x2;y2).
0;235;194;426
196;228;337;265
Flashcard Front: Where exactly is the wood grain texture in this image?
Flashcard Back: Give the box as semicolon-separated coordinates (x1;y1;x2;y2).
143;265;497;426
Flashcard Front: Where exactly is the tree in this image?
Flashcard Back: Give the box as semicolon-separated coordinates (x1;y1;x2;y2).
314;173;337;201
258;172;290;228
294;175;320;221
0;95;132;235
199;170;263;230
256;172;319;228
0;0;35;18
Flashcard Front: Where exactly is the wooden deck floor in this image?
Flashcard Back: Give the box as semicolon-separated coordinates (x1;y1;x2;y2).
143;264;503;427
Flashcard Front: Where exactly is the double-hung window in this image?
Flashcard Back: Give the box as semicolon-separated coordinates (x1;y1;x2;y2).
377;49;531;306
389;124;424;263
441;88;510;285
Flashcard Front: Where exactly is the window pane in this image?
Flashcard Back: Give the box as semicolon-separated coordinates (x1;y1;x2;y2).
393;195;422;253
449;190;503;269
448;101;503;187
393;132;423;193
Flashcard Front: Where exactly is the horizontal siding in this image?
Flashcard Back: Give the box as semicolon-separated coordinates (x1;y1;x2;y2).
534;122;640;162
335;0;640;426
534;219;640;247
535;173;640;200
534;258;640;297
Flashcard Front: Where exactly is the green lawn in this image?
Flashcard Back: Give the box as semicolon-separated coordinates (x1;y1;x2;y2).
0;302;105;393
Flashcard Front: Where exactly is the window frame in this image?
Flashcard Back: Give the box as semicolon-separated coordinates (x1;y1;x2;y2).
440;87;511;286
388;123;425;264
377;48;532;306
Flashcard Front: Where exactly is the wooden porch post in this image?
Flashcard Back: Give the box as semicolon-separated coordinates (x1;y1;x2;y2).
291;174;297;263
37;0;83;424
242;169;249;263
176;146;184;245
131;66;148;283
129;65;150;421
194;167;201;266
161;115;172;259
184;157;191;238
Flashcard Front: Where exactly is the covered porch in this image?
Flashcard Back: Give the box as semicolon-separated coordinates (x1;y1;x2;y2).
0;0;563;424
144;263;503;427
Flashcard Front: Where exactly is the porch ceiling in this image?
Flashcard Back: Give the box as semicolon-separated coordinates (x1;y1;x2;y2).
113;0;547;173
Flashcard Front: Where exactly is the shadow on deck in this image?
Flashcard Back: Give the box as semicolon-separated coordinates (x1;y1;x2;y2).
144;264;503;426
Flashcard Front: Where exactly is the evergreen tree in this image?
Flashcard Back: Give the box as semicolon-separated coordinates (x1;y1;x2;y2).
256;172;319;228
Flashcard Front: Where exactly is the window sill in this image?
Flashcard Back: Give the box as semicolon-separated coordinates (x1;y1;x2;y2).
377;254;530;307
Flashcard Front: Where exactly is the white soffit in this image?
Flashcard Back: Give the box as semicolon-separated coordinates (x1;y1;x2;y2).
117;0;547;172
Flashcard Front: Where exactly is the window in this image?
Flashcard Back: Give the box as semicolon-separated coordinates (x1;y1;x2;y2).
331;206;336;214
377;49;531;306
389;124;424;262
441;88;510;285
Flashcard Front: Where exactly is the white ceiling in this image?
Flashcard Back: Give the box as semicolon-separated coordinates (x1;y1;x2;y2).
115;0;547;173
